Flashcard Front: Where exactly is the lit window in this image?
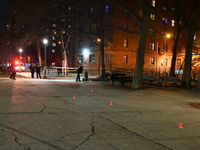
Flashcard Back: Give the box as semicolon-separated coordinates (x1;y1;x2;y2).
52;43;56;47
124;22;128;29
105;5;109;13
124;39;128;47
194;34;197;40
150;57;155;65
124;55;128;64
52;24;56;27
90;7;96;15
52;49;55;53
89;54;95;63
52;36;55;40
150;14;156;21
152;0;156;7
162;17;168;25
172;20;175;27
78;55;83;63
150;43;155;50
52;62;55;66
161;58;167;66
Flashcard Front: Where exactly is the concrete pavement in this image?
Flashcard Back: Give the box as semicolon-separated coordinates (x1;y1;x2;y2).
0;73;200;150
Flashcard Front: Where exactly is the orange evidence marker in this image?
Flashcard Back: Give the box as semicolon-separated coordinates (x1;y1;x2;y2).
178;122;184;128
73;96;76;99
109;101;113;105
90;89;94;92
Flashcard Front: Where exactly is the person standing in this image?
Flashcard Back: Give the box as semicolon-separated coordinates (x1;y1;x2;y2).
9;64;16;80
76;66;83;82
29;63;35;78
35;63;41;79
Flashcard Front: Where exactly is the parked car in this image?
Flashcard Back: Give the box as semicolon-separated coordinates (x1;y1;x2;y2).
15;65;25;72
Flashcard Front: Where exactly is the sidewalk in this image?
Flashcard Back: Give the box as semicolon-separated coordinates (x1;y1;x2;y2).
1;73;200;150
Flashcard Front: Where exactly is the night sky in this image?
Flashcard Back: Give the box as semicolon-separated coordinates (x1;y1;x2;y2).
0;0;12;32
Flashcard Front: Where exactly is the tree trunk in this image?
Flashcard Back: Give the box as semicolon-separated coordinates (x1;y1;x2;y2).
132;17;149;89
169;28;181;77
181;28;195;88
99;0;106;79
36;39;42;66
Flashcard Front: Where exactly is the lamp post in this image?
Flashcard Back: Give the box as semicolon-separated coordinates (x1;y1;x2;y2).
43;39;48;79
19;48;23;59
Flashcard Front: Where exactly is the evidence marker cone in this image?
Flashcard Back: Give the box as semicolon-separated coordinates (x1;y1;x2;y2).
178;122;184;128
90;89;93;92
109;101;113;105
73;96;76;100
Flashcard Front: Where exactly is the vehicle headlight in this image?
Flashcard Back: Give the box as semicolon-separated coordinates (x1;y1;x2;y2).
21;66;25;70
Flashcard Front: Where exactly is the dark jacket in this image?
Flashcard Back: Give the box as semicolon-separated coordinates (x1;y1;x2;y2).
77;66;83;74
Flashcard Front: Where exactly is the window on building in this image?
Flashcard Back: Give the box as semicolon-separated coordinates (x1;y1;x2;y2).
89;54;95;63
163;3;168;10
52;24;56;27
194;34;197;40
172;20;175;27
124;39;128;47
52;62;55;66
150;43;155;50
52;43;56;47
52;36;55;40
161;58;167;66
124;22;128;30
152;0;156;7
78;55;83;63
150;14;156;21
150;57;155;65
105;5;109;13
90;24;97;33
124;55;128;64
52;49;55;53
162;44;168;52
90;39;96;47
90;7;96;15
52;30;57;35
150;28;155;36
78;40;84;48
162;17;168;25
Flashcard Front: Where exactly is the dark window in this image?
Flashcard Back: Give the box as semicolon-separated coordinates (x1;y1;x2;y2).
89;54;95;63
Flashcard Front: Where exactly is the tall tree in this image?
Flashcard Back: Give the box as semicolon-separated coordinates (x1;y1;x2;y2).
179;0;200;88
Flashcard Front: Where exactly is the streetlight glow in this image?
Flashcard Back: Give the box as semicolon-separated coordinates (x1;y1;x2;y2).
83;49;89;55
166;33;171;38
43;39;48;45
43;38;48;79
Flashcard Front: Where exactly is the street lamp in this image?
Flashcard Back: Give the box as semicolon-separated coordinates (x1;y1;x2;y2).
43;39;48;79
19;48;23;59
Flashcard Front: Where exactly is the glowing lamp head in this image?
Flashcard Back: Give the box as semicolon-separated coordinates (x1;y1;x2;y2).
43;39;48;45
83;49;89;55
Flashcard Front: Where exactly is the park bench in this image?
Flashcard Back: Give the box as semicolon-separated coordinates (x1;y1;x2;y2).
110;73;126;85
142;75;156;85
157;76;180;88
118;76;133;87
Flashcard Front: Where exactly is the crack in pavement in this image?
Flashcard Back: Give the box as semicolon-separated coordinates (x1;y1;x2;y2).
99;115;173;150
71;121;95;150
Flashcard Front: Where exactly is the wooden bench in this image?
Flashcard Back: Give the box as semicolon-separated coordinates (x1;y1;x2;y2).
118;76;133;87
110;73;126;85
142;75;156;85
157;76;180;88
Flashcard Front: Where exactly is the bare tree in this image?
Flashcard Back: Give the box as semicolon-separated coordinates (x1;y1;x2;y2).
179;0;200;88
